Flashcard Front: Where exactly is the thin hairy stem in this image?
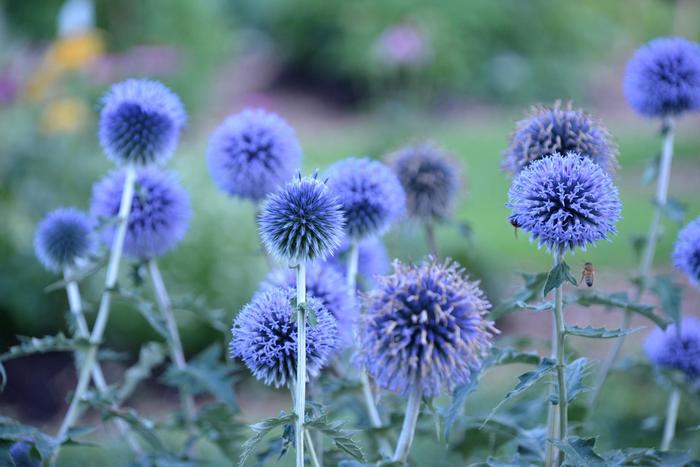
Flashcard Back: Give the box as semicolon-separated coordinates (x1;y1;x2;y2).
545;303;560;467
661;389;681;451
53;164;136;462
295;260;307;467
589;118;675;407
305;428;322;467
148;260;197;431
425;222;438;257
392;385;422;463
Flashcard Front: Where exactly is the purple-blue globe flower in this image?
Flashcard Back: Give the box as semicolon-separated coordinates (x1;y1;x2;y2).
207;109;302;202
231;287;338;387
624;37;700;118
644;316;700;381
673;216;700;287
358;259;496;398
9;441;40;467
325;157;405;239
388;143;460;222
258;173;345;262
503;102;618;175
99;79;186;166
34;208;95;273
507;152;622;253
325;237;389;282
91;168;190;259
260;262;357;347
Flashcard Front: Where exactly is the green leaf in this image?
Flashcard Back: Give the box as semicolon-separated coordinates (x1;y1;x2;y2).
565;326;642;339
172;294;228;334
552;437;606;467
119;289;169;339
116;342;167;404
445;376;481;441
0;334;90;363
195;403;245;459
490;272;549;319
650;275;682;326
0;416;58;462
544;261;577;296
483;358;556;425
305;414;365;462
569;290;667;329
550;358;589;405
239;412;296;467
641;152;660;185
658;198;687;225
602;447;694;467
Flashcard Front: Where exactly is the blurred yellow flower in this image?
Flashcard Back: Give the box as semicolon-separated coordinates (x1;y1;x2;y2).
40;97;89;135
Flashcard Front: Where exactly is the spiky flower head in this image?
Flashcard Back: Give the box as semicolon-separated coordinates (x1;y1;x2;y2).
258;173;345;262
99;79;186;166
358;258;496;398
624;37;700;118
673;216;700;287
34;208;94;273
90;168;191;259
260;262;357;347
644;317;700;381
507;152;622;253
503;101;618;175
325;157;405;239
207;109;303;202
325;237;389;283
231;287;338;387
388;142;460;223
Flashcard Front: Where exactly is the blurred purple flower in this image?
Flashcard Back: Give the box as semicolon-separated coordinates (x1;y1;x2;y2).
673;216;700;287
373;23;429;68
645;316;700;381
325;237;389;283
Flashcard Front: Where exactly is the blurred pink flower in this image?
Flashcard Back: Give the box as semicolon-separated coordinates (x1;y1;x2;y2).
373;23;430;68
0;71;19;106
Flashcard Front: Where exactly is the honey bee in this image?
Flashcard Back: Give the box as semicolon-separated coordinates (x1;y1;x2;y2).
510;218;520;239
580;262;595;287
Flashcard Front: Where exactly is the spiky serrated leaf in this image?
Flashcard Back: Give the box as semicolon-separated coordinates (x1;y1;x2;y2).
565;326;642;339
43;256;108;293
544;261;577;297
239;412;296;467
85;398;167;453
569;290;666;328
305;414;365;462
0;334;90;363
650;275;682;326
550;358;589;405
116;342;166;404
172;294;228;334
120;290;170;339
195;403;245;459
658;198;687;225
0;416;58;462
552;436;606;466
490;272;549;319
641;152;660;185
602;447;694;467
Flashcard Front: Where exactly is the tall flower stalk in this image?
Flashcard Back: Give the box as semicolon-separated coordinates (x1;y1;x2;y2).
295;260;307;466
392;385;422;463
550;248;568;467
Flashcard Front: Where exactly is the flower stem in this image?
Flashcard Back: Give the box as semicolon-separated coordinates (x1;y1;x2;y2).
295;260;307;467
63;272;143;456
589;118;675;408
148;260;197;431
304;428;322;467
347;240;392;457
544;304;560;467
392;385;422;463
661;388;681;451
53;164;137;461
425;222;438;257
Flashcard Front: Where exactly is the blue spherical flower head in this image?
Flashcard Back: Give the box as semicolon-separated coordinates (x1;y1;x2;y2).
326;157;405;239
645;317;700;381
99;79;186;166
389;142;460;223
207;108;303;202
624;37;700;118
91;168;191;259
34;208;95;273
261;262;357;348
325;237;389;282
673;216;700;287
358;258;497;398
258;172;345;262
231;287;338;387
507;152;622;253
9;441;40;467
503;101;618;175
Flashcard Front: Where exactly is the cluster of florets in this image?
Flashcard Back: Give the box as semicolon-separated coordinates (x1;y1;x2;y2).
358;258;497;397
503;102;618;175
507;152;622;253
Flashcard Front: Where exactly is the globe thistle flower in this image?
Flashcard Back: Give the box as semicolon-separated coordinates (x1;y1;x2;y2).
644;316;700;381
325;157;405;239
388;142;460;223
91;168;191;259
258;173;345;262
260;262;357;347
231;287;338;387
624;37;700;118
325;237;389;281
507;152;622;253
99;79;186;166
34;208;95;273
9;441;39;467
672;216;700;287
207;109;303;202
503;102;618;175
358;259;497;398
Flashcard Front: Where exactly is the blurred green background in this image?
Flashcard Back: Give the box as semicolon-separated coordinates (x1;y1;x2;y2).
1;0;700;462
